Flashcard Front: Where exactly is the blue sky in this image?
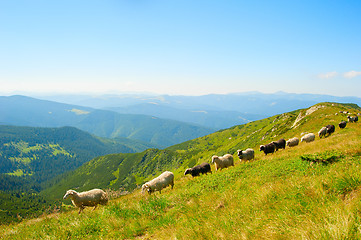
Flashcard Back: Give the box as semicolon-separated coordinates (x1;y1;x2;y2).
1;0;361;96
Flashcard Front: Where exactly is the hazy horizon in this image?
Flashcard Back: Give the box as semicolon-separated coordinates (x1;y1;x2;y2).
2;90;361;99
1;1;361;97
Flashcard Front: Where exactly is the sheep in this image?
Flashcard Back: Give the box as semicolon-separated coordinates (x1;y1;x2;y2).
211;154;234;171
260;142;276;155
347;115;359;123
271;138;286;151
339;120;347;129
286;137;299;147
63;189;108;214
301;133;315;143
237;148;255;162
184;162;212;177
142;171;174;195
318;127;327;138
325;124;335;136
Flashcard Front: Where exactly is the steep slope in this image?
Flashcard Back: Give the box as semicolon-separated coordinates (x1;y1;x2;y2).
0;95;214;147
3;102;361;239
43;102;361;199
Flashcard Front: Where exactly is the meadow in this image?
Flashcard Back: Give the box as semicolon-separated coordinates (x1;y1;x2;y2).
1;102;361;239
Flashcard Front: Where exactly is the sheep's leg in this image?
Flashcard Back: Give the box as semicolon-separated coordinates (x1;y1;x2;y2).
78;206;84;214
93;205;97;211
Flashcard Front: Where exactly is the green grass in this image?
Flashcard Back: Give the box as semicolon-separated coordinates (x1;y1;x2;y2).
2;102;361;239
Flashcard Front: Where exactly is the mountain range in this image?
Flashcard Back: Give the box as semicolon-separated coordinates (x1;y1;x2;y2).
34;91;361;128
35;91;361;113
0;95;214;148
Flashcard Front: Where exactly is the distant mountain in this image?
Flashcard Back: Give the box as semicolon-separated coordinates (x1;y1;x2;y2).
0;95;92;127
36;91;361;127
0;95;214;147
107;103;263;129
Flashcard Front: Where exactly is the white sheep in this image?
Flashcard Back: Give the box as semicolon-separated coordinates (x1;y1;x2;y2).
318;127;327;138
211;154;234;171
301;133;315;143
142;171;174;195
286;137;299;147
63;189;108;214
237;149;254;162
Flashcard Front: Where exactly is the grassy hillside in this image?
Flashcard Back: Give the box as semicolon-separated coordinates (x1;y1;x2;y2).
2;102;361;239
46;102;357;199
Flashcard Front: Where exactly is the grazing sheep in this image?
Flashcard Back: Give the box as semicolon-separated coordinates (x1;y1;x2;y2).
325;124;335;136
184;162;212;177
318;127;327;138
142;171;174;195
63;189;108;214
348;115;359;123
260;142;276;155
211;154;234;171
301;133;315;143
339;120;347;129
271;138;286;151
286;137;299;147
237;148;255;161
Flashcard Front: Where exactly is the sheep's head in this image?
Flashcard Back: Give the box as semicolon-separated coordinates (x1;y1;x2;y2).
259;145;265;151
211;156;218;163
63;190;77;199
141;184;153;194
237;150;243;159
184;168;192;175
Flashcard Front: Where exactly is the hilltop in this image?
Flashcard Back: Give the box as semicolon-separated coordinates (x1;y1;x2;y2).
2;102;361;239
